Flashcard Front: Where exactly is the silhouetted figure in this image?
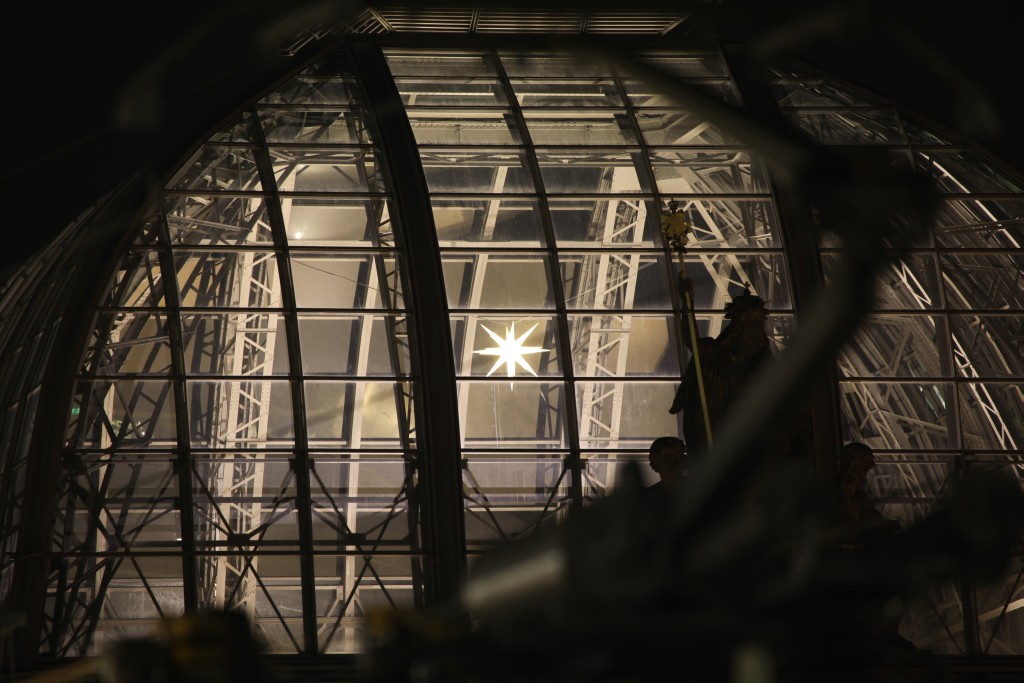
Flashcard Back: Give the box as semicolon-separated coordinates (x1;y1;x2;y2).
647;436;687;494
823;442;901;549
819;442;912;652
670;276;772;455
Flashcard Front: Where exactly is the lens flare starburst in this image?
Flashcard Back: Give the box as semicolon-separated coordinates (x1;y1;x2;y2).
474;323;547;377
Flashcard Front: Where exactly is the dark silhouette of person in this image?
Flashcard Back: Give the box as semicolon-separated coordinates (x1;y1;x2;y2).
819;442;911;650
669;275;772;455
647;436;687;494
823;442;901;548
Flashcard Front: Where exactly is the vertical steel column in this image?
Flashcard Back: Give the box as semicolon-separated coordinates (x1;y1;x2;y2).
721;44;843;480
490;50;586;511
349;42;466;602
249;111;319;654
607;69;691;436
154;214;201;613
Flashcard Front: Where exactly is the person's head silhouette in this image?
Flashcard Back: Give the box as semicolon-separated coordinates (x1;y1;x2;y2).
648;436;687;489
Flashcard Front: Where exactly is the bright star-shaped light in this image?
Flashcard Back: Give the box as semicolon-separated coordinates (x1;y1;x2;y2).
474;323;547;377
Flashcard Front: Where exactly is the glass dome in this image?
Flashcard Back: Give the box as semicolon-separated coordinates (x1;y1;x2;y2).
0;39;1021;660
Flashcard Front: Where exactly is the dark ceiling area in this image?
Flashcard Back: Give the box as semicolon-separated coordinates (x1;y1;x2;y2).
1;0;1019;281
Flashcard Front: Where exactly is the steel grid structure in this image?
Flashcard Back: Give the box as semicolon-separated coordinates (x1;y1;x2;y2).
0;39;1022;663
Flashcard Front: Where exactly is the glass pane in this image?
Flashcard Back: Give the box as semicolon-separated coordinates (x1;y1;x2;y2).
282;198;393;246
209;114;258;144
959;383;1024;450
569;314;680;377
917;150;1024;194
433;198;545;245
635;52;728;78
62;458;180;548
838;381;956;451
173;251;282;308
271;148;382;193
549;198;662;246
622;79;737;106
522;110;636;146
901;580;967;654
165;195;273;246
900;117;953;146
442;254;554;309
636;110;737;146
291;253;402;309
838;315;950;378
511;79;623;107
305;381;408;447
499;52;611;77
192;455;300;550
386;50;497;77
561;252;673;310
259;108;372;144
975;555;1024;654
941;253;1024;310
180;313;289;376
650;149;769;195
867;456;952;528
60;560;184;655
770;79;881;107
310;456;411;524
407;109;520;145
298;314;407;376
419;149;536;193
949;315;1024;378
187;380;294;448
314;554;420;654
463;455;569;546
395;78;507;106
102;251;166;308
260;77;361;106
196;554;304;653
170;146;262;192
83;311;173;376
460;382;566;449
582;454;659;499
822;252;942;310
675;253;791;310
576;381;681;449
535;149;645;194
931;198;1024;250
450;315;560;377
784;109;902;145
68;380;177;450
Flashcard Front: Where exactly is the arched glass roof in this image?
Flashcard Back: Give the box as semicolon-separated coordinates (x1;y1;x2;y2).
0;39;1021;661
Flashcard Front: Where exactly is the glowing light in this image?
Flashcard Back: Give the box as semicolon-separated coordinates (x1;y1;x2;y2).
474;323;547;378
294;231;304;239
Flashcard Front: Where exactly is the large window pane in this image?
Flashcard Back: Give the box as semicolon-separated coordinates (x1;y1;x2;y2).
282;198;392;247
420;150;536;193
408;109;521;145
433;198;545;245
442;254;554;309
839;381;956;451
460;382;567;449
290;253;402;309
536;149;646;194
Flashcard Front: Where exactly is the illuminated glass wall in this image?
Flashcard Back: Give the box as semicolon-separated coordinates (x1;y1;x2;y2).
48;53;421;655
387;48;793;554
